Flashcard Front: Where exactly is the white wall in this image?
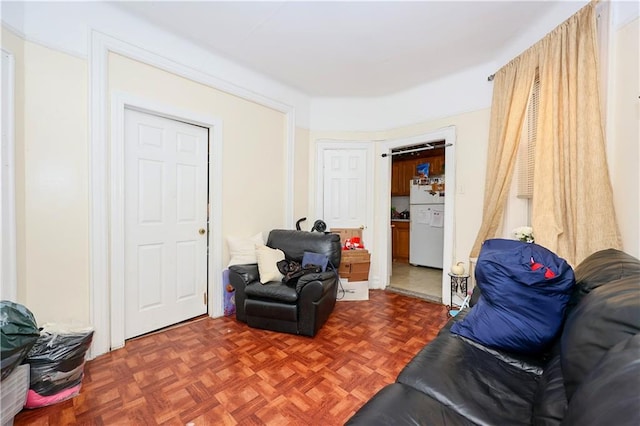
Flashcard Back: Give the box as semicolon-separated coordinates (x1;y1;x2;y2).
310;62;495;132
607;14;639;257
0;0;311;128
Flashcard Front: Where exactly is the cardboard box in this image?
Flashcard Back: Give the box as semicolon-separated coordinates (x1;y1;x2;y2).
338;279;369;301
330;228;364;248
338;249;370;281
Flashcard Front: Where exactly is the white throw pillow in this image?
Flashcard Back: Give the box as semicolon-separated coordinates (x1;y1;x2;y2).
227;232;264;267
255;244;285;284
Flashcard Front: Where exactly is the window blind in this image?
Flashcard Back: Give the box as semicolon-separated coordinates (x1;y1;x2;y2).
517;73;540;199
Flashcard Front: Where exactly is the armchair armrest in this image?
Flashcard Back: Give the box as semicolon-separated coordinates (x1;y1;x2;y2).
296;271;339;298
297;270;340;336
228;264;260;322
229;264;260;286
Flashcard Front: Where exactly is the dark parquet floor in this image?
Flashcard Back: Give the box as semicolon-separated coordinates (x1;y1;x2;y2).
14;289;449;426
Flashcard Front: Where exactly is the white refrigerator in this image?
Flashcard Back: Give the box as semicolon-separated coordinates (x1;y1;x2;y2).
409;183;445;268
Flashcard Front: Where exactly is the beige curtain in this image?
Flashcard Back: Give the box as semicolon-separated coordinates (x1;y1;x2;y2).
471;2;621;265
469;56;538;257
533;4;620;265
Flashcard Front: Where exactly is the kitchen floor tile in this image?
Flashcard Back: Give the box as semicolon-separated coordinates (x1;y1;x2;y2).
387;262;442;303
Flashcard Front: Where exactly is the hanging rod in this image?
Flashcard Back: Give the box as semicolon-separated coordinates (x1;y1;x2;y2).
381;143;451;158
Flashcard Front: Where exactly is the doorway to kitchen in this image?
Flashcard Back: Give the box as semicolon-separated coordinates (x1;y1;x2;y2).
388;142;446;303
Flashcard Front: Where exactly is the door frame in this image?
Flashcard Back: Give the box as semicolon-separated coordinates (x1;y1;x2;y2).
1;49;17;302
376;126;456;305
89;30;295;359
315;140;375;283
109;92;223;350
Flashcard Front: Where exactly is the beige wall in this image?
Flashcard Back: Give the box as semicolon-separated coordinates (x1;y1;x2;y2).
109;53;287;261
293;127;310;224
608;17;639;258
2;31;90;325
2;29;289;325
310;108;491;283
3;14;636;328
382;110;491;265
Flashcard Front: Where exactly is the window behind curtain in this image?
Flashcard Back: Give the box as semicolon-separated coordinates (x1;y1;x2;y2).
502;73;539;237
517;72;539;200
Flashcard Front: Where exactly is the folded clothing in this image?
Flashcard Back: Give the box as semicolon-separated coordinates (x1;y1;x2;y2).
25;325;94;405
24;384;82;409
29;359;86;396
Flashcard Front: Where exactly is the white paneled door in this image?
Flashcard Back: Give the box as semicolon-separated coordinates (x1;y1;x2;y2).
124;109;208;339
322;149;369;239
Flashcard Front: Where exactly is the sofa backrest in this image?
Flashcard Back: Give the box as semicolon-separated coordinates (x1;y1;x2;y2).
267;229;342;267
559;249;640;400
568;248;640;310
561;334;640;426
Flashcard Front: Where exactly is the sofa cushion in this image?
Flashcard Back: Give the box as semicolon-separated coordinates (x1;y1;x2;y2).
560;275;640;399
561;334;640;426
226;232;263;267
255;245;285;283
244;282;298;303
532;353;567;426
345;383;476;426
397;331;540;426
267;229;342;267
452;239;575;354
568;248;640;311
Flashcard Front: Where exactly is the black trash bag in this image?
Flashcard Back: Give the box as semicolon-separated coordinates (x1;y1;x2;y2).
0;300;40;380
25;325;94;397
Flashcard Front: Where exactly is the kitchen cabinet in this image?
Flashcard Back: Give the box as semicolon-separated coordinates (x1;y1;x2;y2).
391;153;445;196
401;161;416;194
391;160;416;196
429;156;445;175
391;161;402;196
391;221;410;263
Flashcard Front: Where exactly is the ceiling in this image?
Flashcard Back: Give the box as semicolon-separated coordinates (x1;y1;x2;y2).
111;1;562;98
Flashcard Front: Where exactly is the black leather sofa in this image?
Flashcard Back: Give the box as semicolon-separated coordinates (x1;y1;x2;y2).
228;229;342;337
347;248;640;425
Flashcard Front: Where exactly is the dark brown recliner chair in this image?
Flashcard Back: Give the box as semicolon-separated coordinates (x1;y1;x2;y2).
228;229;342;337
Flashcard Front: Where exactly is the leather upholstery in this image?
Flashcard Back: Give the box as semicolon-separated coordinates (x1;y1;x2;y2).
346;383;476;426
396;334;540;426
228;230;342;337
560;274;640;398
562;334;640;426
532;353;567;425
266;229;342;266
347;248;640;425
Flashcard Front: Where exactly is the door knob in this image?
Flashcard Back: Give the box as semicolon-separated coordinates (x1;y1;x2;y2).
198;228;206;235
359;225;366;230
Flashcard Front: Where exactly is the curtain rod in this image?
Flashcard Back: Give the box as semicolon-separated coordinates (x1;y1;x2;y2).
487;1;599;83
381;143;451;158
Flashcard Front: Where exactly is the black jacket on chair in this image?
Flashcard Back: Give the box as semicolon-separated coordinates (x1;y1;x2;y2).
228;229;342;337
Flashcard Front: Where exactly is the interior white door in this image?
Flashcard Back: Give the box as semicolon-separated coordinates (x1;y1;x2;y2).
322;149;369;237
124;109;208;339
